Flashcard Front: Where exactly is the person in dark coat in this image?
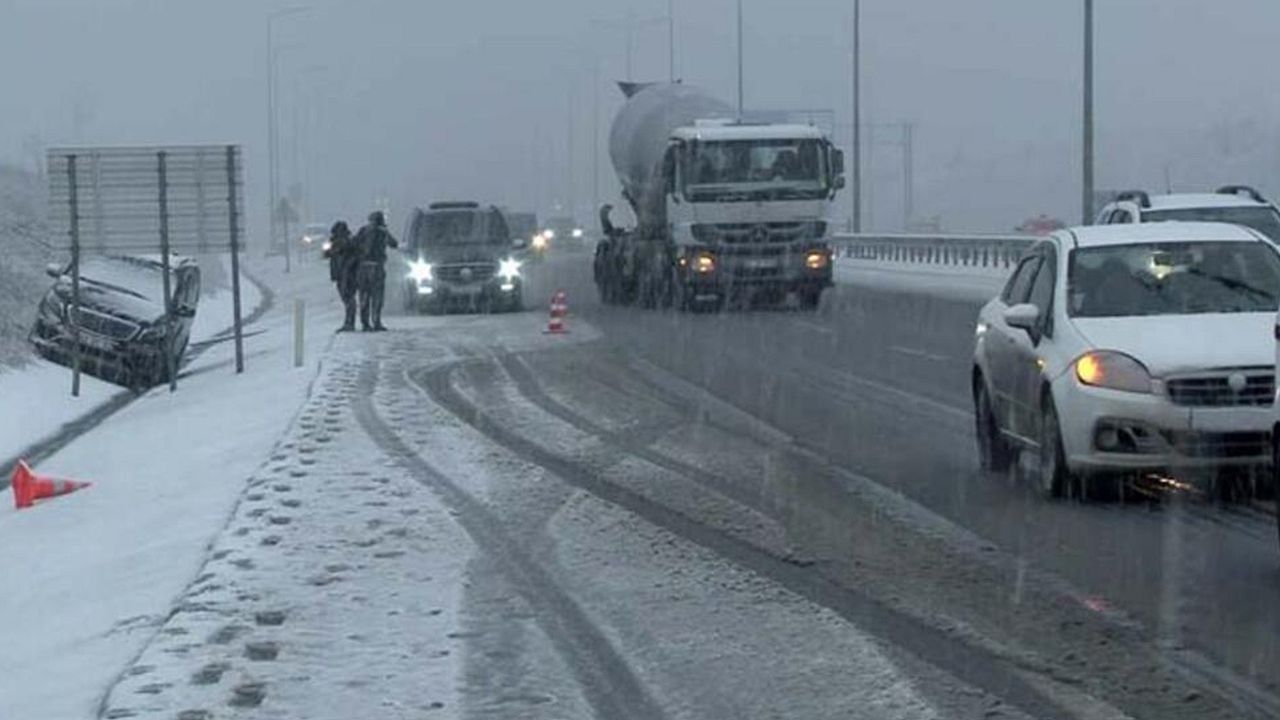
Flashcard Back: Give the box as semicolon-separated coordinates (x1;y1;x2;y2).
323;221;359;332
354;210;399;331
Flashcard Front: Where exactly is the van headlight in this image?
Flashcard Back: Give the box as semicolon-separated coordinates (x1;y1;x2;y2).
1075;351;1152;394
408;259;433;282
499;257;522;281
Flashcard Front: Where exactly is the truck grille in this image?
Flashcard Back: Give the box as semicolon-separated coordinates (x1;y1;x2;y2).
695;222;823;245
436;263;496;283
1165;369;1273;407
70;307;138;340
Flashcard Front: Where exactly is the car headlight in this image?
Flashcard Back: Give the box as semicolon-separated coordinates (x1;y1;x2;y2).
321;239;333;253
498;257;522;281
1074;351;1152;394
572;228;584;238
694;252;716;274
805;250;830;270
543;229;556;240
407;259;433;282
532;235;548;250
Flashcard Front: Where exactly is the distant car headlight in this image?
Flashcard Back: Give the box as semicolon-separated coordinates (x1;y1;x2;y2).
572;228;584;238
408;259;433;282
543;229;556;240
694;252;716;274
321;239;333;253
499;257;522;281
1074;351;1152;394
532;235;548;251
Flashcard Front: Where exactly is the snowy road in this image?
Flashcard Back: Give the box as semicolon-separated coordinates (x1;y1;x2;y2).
18;250;1280;719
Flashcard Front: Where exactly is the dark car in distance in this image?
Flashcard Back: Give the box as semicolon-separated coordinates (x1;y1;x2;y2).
30;255;201;388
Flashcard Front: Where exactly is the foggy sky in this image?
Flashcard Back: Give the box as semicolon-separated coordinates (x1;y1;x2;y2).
2;0;1279;238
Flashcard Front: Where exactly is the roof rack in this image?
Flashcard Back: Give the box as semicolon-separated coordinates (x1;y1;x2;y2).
428;201;481;210
1114;189;1150;208
1215;185;1267;204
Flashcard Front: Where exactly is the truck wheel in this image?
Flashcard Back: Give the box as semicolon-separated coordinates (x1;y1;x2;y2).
798;287;823;311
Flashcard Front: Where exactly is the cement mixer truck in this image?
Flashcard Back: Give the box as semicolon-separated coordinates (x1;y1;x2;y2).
595;82;845;310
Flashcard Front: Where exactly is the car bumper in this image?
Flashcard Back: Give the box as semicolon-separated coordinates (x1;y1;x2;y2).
1054;377;1272;472
411;278;522;306
30;320;167;379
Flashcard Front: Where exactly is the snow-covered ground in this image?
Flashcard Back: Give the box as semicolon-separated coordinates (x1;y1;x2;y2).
834;256;1009;302
0;258;264;472
0;260;334;720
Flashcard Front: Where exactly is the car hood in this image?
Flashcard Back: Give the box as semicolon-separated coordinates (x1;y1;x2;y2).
56;279;166;325
1070;313;1275;375
419;247;506;264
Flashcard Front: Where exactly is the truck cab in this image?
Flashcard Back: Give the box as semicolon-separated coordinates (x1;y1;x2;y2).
661;122;845;308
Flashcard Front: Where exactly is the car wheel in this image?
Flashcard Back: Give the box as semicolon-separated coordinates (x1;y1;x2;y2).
974;381;1013;473
1038;398;1072;499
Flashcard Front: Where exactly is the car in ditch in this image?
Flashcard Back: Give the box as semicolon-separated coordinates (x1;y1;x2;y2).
401;201;528;314
973;222;1279;499
30;255;201;388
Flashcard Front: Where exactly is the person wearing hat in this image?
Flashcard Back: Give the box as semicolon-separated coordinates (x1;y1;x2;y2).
354;210;399;331
323;220;360;332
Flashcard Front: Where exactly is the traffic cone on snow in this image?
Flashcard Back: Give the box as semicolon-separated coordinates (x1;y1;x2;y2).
10;460;92;510
545;290;569;335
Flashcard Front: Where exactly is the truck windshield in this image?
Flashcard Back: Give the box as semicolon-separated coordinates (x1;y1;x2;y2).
683;139;828;201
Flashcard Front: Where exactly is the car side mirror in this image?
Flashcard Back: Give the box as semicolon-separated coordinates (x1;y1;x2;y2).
512;237;529;250
46;262;62;279
1003;303;1041;338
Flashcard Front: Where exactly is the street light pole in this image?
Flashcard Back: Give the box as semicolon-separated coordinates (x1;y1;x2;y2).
266;6;308;273
1082;0;1094;224
736;0;744;118
851;0;862;233
668;0;675;82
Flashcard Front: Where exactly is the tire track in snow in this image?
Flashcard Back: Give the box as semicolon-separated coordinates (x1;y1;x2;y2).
415;357;1080;720
352;361;666;720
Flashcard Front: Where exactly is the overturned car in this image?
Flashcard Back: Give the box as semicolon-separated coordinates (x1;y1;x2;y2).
30;255;201;388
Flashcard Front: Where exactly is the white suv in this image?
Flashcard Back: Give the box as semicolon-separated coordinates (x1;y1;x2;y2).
973;222;1279;498
1095;185;1280;241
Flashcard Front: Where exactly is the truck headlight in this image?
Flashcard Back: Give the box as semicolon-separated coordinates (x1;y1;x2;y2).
1075;351;1152;394
694;252;716;274
499;257;522;281
408;259;433;282
805;250;830;270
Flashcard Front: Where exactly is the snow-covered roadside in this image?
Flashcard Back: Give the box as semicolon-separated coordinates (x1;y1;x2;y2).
834;256;1009;303
0;261;334;720
0;258;264;475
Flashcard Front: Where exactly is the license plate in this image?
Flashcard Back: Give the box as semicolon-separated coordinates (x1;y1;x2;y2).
743;258;779;270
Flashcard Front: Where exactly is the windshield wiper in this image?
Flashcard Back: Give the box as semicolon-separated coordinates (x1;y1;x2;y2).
1186;267;1275;301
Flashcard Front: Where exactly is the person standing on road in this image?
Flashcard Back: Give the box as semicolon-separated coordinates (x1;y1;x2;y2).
323;220;359;332
355;210;399;332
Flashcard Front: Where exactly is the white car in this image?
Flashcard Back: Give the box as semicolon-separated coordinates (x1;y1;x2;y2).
1095;185;1280;241
972;222;1280;498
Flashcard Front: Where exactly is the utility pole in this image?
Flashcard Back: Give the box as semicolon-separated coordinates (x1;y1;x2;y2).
902;121;914;231
851;0;862;233
736;0;744;118
567;87;575;221
668;0;675;82
1082;0;1095;224
593;58;601;217
266;6;308;272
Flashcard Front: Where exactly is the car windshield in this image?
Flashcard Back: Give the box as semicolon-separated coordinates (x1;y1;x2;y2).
1068;241;1280;317
683;139;828;201
420;210;484;246
1144;206;1280;240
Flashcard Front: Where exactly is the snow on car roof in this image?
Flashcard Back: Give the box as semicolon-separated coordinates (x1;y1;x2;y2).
1064;221;1265;248
1144;193;1268;211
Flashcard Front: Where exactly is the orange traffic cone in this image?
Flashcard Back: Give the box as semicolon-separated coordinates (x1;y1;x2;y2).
545;290;569;335
11;461;92;510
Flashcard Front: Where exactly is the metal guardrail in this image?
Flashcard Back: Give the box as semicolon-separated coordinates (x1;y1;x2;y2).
830;232;1037;270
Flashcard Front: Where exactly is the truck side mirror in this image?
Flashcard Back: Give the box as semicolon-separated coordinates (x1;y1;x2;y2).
831;148;845;175
833;176;846;191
